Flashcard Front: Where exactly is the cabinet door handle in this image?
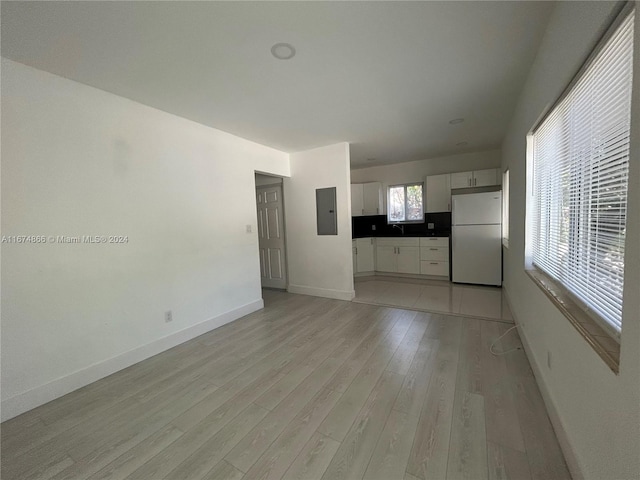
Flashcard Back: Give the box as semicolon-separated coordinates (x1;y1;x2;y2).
397;247;400;254
362;209;364;215
376;208;379;214
430;262;438;265
355;247;358;254
430;248;438;251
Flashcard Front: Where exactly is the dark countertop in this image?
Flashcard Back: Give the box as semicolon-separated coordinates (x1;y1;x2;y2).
352;231;450;239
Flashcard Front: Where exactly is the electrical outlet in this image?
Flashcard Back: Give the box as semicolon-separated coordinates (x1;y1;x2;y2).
427;222;435;229
246;224;252;233
165;310;173;323
547;351;552;370
371;225;376;231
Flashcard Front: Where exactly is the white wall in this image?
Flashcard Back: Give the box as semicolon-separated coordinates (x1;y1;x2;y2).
0;59;290;421
283;143;354;301
501;2;640;479
350;149;501;213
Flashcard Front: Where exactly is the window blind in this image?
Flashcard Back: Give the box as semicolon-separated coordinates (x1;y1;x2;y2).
531;8;634;337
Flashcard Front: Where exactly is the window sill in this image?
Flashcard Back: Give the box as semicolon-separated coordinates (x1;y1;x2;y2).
525;268;620;374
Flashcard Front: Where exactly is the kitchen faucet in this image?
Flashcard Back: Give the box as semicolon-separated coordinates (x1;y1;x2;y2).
392;224;405;235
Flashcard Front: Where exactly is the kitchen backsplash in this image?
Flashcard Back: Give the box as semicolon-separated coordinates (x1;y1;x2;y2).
352;212;451;238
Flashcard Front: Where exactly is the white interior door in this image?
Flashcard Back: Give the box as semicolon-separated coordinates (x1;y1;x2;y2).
257;184;287;289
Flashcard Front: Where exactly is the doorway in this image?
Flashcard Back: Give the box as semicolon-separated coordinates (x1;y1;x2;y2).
255;174;287;290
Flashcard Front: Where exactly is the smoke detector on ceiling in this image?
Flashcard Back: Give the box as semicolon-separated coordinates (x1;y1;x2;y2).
271;43;296;60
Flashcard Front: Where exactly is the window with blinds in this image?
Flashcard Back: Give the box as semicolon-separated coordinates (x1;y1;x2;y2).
530;7;634;338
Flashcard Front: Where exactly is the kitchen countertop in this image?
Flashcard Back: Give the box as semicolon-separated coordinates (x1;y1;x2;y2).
352;231;450;239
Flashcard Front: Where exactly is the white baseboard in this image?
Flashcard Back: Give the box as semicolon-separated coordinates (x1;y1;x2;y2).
502;288;583;480
1;299;264;422
287;284;355;301
354;271;375;278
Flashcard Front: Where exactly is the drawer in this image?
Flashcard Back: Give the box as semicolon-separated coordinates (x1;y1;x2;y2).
420;246;449;261
376;237;419;247
394;237;419;247
420;260;449;277
420;237;449;247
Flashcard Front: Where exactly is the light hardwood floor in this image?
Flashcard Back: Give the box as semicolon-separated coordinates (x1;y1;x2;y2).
1;291;571;480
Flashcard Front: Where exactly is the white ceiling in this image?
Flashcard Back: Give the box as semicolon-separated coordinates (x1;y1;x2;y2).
1;1;554;168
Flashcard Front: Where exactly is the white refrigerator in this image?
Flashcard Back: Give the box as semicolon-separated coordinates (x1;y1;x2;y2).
452;191;502;286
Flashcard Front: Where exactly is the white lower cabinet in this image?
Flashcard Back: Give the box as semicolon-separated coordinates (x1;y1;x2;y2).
420;261;449;276
354;237;375;273
375;238;420;274
419;237;450;278
375;245;396;272
397;246;420;274
352;240;357;273
357;236;450;278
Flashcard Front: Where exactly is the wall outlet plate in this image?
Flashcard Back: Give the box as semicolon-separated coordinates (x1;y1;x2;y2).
372;225;376;230
165;310;173;323
427;223;435;229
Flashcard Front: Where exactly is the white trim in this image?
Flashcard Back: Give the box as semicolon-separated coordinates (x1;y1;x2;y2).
287;284;355;301
502;287;583;480
354;271;376;278
373;271;449;281
0;299;264;422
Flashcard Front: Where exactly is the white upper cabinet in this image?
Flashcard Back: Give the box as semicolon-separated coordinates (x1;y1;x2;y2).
450;168;501;189
450;171;474;189
351;182;382;216
351;183;364;216
425;173;451;212
362;182;383;215
473;168;500;187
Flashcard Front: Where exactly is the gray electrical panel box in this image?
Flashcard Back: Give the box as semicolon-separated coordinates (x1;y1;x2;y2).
316;187;337;235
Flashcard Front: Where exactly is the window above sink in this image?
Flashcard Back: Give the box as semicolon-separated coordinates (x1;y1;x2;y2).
388;183;424;224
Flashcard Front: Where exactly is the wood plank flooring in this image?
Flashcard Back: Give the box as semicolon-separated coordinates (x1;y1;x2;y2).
1;290;571;480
